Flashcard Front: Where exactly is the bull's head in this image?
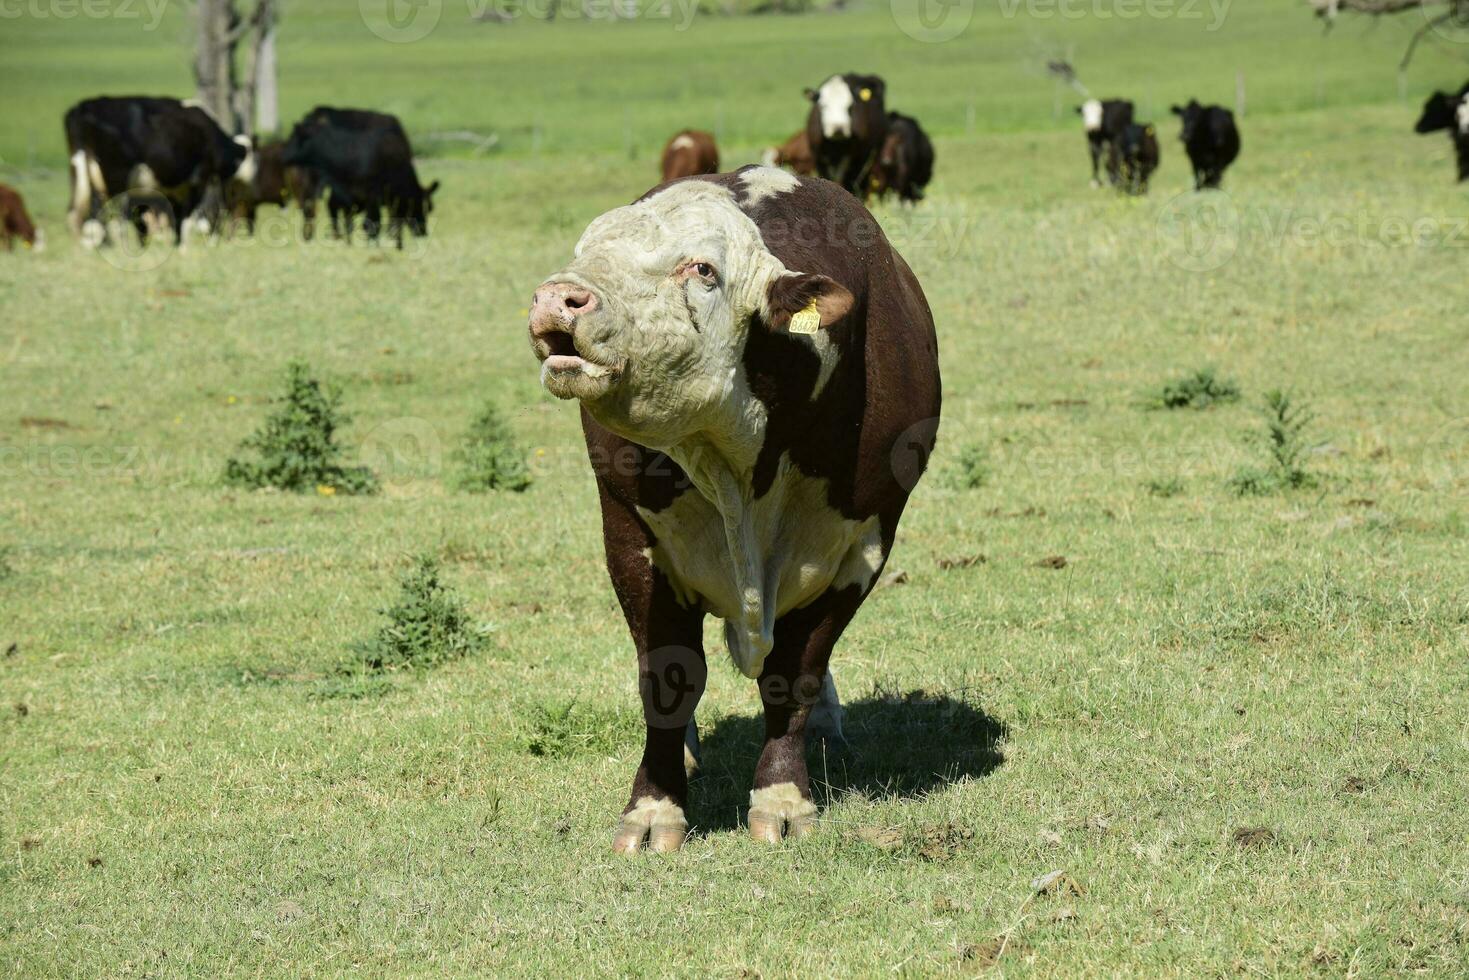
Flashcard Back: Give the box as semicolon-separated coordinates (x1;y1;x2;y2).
528;177;851;449
1170;100;1204;144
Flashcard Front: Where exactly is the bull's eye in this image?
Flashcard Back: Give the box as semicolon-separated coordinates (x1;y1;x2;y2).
693;262;715;280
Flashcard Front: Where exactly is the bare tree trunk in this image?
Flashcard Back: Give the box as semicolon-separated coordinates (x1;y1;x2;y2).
254;10;278;136
193;0;242;131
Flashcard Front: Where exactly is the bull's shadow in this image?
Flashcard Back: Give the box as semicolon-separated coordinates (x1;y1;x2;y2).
687;686;1007;834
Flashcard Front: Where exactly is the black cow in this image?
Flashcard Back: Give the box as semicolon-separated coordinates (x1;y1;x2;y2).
804;73;889;200
1078;98;1134;188
1171;100;1240;190
1414;85;1469;182
281;107;439;248
64;96;253;246
870;111;934;204
1108;122;1159;195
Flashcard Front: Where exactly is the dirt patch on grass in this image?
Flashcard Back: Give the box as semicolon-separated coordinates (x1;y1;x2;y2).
19;416;73;429
1232;826;1277;849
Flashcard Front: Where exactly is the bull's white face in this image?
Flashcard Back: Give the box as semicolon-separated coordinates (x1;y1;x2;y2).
816;76;856;139
1458;95;1469;135
1081;99;1103;133
533;181;786;449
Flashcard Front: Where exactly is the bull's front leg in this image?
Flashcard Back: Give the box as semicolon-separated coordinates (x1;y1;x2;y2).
616;638;707;854
747;587;861;843
596;484;707;854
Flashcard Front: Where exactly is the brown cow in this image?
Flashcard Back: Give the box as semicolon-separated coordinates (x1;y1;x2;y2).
527;167;942;852
761;129;815;175
227;140;323;238
0;183;42;251
659;130;719;181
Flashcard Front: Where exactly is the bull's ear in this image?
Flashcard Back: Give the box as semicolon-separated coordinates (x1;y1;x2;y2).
803;87;817;101
425;179;440;198
765;272;854;333
1170;105;1182;115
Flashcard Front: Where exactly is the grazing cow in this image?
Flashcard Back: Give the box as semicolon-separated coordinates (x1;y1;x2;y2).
64;96;254;246
761;129;815;175
227;140;324;239
659;130;719;181
1108;122;1159;195
281;106;439;248
527;167;941;852
0;184;43;251
870;111;934;203
1171;100;1240;190
1077;98;1134;188
1414;86;1469;182
804;73;889;199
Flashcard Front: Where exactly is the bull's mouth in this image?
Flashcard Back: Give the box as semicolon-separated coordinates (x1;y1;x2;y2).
534;329;625;401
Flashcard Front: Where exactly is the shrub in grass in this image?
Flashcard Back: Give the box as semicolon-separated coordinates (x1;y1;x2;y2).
224;360;378;495
947;444;991;490
452;402;531;493
1144;476;1185;498
1228;389;1318;495
1147;367;1241;410
351;556;485;672
524;701;635;759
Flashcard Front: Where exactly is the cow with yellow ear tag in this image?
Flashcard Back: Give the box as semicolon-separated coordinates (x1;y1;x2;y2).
800;73;889;200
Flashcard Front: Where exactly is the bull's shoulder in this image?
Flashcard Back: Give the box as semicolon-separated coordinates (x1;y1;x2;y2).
580;409;694;514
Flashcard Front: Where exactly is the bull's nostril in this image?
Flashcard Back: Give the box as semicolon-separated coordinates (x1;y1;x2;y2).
565;292;590;311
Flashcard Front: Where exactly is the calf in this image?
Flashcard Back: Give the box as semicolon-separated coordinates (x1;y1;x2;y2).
282;106;439;248
227;140;324;239
870;111;934;203
1078;98;1134;188
64;96;253;246
0;184;42;251
527;167;941;852
761;129;815;175
660;130;719;181
1108;122;1160;195
1171;100;1240;190
1414;86;1469;182
804;73;889;199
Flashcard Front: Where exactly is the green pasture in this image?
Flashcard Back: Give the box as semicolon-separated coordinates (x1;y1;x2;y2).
2;1;1468;975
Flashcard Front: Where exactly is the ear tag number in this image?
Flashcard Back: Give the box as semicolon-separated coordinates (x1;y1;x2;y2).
859;88;873;102
789;300;821;335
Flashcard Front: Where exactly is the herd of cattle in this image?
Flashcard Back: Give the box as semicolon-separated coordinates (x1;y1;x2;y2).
4;70;1469;253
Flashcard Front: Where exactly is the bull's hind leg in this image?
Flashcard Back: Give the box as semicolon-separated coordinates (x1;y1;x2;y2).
747;585;864;843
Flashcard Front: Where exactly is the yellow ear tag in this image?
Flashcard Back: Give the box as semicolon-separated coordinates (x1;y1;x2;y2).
859;88;873;102
789;300;821;335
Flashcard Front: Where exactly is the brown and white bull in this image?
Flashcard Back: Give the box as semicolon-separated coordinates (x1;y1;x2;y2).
527;167;941;852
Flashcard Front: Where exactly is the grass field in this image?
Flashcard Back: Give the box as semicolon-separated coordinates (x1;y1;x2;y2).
3;0;1469;975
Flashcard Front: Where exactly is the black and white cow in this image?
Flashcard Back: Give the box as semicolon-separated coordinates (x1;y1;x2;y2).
527;167;942;851
1078;98;1134;188
871;111;935;204
804;73;890;200
1414;85;1469;182
281;107;439;248
1171;100;1240;190
64;96;254;246
1108;122;1160;195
